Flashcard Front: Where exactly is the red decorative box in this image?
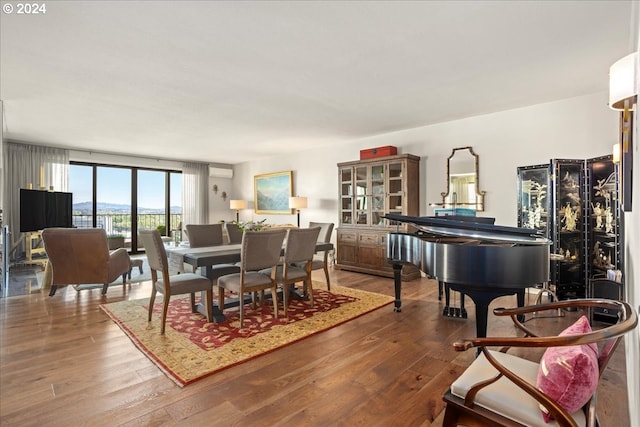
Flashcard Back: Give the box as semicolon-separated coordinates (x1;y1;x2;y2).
359;146;398;160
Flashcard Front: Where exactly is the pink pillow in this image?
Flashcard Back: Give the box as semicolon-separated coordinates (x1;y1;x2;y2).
536;315;599;423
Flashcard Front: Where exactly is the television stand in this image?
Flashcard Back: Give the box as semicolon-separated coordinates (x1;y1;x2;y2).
24;231;47;267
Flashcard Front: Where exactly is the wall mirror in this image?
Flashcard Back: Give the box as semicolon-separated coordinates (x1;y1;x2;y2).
441;146;485;211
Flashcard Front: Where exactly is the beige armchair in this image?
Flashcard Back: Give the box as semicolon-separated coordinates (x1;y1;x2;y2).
42;228;131;296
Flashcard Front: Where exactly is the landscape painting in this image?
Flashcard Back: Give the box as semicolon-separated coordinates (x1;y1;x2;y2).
254;171;293;214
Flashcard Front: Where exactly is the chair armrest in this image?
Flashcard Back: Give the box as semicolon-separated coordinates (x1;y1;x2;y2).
108;248;132;279
453;299;636;351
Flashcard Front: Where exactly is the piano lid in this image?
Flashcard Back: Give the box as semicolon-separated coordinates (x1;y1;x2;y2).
384;214;550;245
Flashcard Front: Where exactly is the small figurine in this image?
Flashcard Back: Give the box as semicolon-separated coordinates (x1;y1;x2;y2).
562;202;577;231
591;202;603;230
605;207;614;234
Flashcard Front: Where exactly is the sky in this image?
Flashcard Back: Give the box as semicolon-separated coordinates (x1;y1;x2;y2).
69;164;182;210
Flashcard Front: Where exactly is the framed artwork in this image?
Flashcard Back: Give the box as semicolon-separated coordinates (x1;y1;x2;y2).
254;171;293;214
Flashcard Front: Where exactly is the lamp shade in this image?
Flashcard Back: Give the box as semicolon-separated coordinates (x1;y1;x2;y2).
289;196;308;210
229;199;247;210
609;52;638;110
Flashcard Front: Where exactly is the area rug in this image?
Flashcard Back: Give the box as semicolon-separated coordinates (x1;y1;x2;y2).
100;283;393;386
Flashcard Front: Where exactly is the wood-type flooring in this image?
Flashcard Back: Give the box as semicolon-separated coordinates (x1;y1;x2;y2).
0;268;630;426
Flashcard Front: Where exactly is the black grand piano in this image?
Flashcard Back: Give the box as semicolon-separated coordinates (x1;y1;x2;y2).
385;214;550;338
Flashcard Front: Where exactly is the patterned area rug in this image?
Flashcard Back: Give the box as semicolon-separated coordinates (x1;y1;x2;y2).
100;283;393;386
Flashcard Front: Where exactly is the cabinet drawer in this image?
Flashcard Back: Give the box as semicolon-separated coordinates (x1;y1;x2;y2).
359;233;380;245
338;231;357;243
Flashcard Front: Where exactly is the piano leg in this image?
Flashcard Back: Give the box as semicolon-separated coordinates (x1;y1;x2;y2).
447;285;524;338
392;263;403;312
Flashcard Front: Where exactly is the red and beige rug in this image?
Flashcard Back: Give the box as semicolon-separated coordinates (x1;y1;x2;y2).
100;283;393;387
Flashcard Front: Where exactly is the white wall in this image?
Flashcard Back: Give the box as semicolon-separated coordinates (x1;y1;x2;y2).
230;91;618;229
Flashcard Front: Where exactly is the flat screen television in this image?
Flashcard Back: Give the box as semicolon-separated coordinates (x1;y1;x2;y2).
20;189;73;232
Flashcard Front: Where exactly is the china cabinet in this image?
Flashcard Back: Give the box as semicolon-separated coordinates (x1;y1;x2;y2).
336;154;420;280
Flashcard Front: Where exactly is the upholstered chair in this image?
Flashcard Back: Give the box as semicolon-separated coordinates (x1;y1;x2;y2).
441;299;637;427
42;228;131;296
139;229;214;334
269;227;321;315
217;229;287;325
225;222;244;244
185;223;224;247
294;222;334;290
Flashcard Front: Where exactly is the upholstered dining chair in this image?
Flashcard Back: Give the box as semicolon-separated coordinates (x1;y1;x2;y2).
185;223;224;247
139;229;214;334
217;228;287;326
294;222;334;290
269;227;321;316
441;298;637;427
225;222;244;244
42;228;131;296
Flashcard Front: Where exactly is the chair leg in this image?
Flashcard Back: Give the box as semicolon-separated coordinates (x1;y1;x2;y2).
122;272;127;284
282;285;289;317
271;286;278;319
204;289;213;322
148;287;157;322
323;264;331;292
239;295;244;325
49;285;57;296
190;293;197;312
102;283;109;294
307;279;314;306
161;296;170;334
218;286;225;314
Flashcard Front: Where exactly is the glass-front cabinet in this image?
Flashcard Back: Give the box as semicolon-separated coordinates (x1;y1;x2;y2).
339;156;416;228
337;154;420;281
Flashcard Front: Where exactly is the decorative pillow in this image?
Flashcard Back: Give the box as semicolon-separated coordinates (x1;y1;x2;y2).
536;315;599;423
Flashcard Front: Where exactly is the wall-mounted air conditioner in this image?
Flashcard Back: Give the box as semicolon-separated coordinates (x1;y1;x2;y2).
209;166;233;179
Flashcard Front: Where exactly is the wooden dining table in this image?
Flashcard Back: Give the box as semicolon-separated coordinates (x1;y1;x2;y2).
165;241;333;322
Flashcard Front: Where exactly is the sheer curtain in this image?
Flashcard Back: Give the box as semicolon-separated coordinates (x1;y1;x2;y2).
2;142;69;256
182;162;209;227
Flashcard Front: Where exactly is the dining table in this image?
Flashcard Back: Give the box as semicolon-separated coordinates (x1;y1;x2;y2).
165;241;333;322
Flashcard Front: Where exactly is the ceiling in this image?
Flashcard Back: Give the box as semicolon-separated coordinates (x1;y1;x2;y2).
0;1;633;165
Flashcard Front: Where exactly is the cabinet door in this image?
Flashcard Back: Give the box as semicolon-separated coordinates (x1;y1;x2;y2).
337;230;357;266
386;160;405;222
370;163;385;226
355;166;369;225
339;167;354;226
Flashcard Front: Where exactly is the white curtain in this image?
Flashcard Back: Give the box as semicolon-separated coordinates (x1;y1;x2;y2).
2;142;69;256
182;162;209;226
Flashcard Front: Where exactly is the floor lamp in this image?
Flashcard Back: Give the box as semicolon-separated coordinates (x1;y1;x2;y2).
289;196;307;227
230;199;246;222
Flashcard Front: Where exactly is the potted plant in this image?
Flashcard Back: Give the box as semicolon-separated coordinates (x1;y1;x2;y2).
107;234;125;250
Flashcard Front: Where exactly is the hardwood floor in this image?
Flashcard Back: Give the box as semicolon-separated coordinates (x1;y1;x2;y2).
0;268;629;426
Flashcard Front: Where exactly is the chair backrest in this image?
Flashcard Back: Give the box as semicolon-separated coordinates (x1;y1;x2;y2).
225;222;244;244
309;222;334;243
186;224;224;247
139;229;168;273
42;228;111;284
241;229;287;271
284;227;321;264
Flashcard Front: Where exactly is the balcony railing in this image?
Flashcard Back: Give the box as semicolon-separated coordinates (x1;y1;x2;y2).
72;213;183;238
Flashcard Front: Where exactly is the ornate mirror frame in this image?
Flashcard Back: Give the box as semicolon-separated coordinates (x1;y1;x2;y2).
440;146;486;211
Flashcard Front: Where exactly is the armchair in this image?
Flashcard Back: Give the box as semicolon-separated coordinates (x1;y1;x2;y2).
441;299;637;427
42;228;131;296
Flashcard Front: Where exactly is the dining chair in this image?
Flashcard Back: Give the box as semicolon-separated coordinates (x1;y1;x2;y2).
225;222;244;244
185;223;224;247
441;298;637;427
269;227;321;316
139;229;214;334
217;228;287;325
293;222;334;290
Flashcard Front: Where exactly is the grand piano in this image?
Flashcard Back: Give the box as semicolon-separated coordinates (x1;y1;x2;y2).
385;214;550;338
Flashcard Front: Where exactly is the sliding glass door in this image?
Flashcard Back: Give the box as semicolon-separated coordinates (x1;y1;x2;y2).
69;162;181;253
